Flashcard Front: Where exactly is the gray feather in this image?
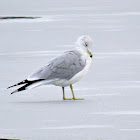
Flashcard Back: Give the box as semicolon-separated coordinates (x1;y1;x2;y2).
28;50;86;81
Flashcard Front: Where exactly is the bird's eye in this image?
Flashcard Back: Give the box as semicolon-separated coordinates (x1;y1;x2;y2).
85;42;88;47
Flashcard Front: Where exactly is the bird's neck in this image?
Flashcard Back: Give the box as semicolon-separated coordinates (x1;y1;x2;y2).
76;46;88;56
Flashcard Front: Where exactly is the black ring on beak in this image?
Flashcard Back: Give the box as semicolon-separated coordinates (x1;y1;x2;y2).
90;54;92;58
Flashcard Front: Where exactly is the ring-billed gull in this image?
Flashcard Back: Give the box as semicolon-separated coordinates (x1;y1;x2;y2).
8;35;93;100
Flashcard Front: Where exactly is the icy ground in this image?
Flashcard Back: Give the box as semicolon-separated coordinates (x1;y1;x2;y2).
0;0;140;140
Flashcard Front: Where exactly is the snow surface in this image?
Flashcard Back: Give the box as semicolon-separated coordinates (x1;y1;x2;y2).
0;0;140;140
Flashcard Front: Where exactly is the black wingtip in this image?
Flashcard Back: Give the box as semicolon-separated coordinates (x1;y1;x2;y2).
7;85;13;89
11;90;18;94
7;79;28;89
10;83;30;94
9;79;44;94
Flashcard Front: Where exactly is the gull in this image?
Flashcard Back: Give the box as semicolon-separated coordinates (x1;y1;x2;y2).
8;35;93;100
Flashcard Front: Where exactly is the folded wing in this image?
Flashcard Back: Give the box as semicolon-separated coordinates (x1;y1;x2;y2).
28;50;86;81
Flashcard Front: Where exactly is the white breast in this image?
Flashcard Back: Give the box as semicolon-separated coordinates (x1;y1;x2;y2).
65;55;92;86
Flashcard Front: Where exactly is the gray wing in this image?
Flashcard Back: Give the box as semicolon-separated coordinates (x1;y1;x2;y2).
28;50;86;81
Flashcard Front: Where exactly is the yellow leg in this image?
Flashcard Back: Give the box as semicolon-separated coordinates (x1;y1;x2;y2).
62;87;72;100
70;85;84;100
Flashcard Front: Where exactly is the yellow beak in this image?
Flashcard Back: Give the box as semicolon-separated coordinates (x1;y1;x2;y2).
88;50;92;58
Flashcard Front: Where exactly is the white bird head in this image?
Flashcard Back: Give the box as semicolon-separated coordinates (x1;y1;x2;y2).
75;35;93;58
